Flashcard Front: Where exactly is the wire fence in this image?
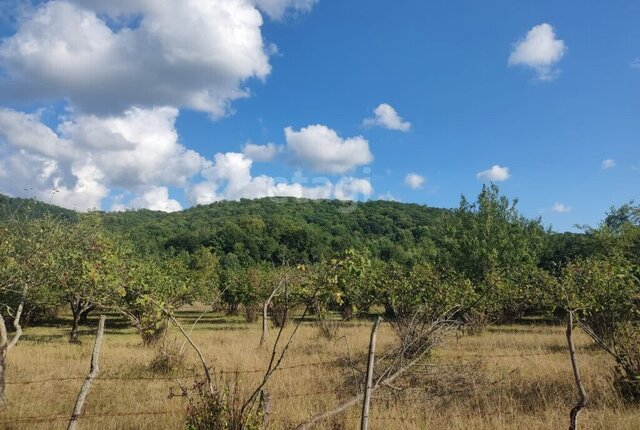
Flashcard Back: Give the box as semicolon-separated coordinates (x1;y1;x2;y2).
6;349;559;386
0;410;184;425
0;348;584;427
0;358;350;426
6;358;342;385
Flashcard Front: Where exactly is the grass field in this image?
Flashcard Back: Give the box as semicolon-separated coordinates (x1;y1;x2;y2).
1;309;639;429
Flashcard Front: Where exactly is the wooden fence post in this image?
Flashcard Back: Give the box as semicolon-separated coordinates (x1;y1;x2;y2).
259;389;272;429
360;316;381;430
68;315;106;430
566;311;587;430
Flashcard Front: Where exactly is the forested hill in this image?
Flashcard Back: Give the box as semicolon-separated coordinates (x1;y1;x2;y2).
106;199;454;264
0;194;454;264
0;194;76;221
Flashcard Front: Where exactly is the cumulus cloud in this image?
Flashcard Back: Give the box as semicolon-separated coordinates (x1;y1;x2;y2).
334;177;373;201
363;103;411;132
377;192;398;202
551;202;572;213
242;142;279;162
0;107;207;211
404;173;425;189
0;0;337;211
508;23;566;81
476;165;510;182
0;108;374;211
187;152;371;204
186;152;325;204
126;187;183;212
0;0;273;117
602;159;616;169
284;124;373;174
254;0;318;20
60;107;207;188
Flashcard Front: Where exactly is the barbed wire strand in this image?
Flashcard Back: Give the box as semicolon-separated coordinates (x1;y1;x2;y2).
7;359;342;385
0;410;183;425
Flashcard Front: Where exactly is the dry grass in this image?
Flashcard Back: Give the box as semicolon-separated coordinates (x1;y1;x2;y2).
0;309;639;429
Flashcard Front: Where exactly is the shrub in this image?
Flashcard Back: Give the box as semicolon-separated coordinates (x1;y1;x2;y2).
316;317;341;341
184;375;263;430
612;323;640;402
149;339;185;374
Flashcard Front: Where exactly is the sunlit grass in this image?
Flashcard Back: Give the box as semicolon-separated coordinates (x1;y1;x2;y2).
1;308;638;429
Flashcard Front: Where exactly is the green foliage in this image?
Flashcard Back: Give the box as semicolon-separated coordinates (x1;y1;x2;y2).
0;194;76;223
437;185;547;323
380;263;474;321
312;248;373;319
50;214;122;304
113;252;209;344
94;197;452;266
557;220;640;402
0;214;66;313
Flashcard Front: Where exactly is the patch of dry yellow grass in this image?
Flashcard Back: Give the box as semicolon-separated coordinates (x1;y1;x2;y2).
0;310;638;429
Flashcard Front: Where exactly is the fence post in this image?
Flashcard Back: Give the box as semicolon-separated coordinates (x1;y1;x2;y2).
360;316;381;430
68;315;106;430
259;389;272;429
566;311;587;430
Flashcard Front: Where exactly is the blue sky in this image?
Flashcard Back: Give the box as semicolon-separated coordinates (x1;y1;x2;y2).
0;0;638;231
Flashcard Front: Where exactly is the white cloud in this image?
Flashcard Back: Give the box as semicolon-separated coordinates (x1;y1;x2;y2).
476;165;510;182
242;142;279;162
187;152;371;204
377;192;398;202
632;58;640;70
284;124;373;174
0;108;375;210
253;0;318;20
0;0;272;117
0;1;383;212
508;23;566;81
127;187;182;212
363;103;411;132
334;177;373;201
0;107;207;211
60;107;207;188
551;202;572;213
0;108;76;160
187;152;330;203
602;159;616;169
404;173;425;189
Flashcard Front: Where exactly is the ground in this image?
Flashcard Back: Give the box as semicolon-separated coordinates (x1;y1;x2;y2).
1;309;638;429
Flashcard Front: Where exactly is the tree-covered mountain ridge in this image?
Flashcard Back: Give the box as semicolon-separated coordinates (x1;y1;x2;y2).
1;193;456;264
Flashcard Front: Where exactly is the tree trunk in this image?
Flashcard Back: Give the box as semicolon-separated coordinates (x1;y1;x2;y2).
78;305;95;325
0;301;25;405
260;287;281;347
226;302;239;316
383;302;397;319
0;346;7;405
70;314;81;344
70;301;92;343
340;298;354;320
